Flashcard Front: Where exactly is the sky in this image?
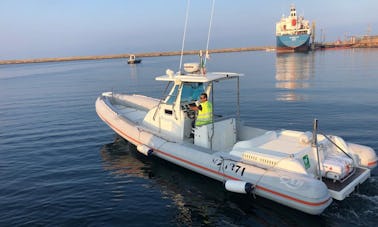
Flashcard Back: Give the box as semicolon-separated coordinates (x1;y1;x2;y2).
1;0;377;60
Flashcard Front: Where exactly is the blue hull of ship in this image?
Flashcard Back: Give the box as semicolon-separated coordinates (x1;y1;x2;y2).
276;34;311;52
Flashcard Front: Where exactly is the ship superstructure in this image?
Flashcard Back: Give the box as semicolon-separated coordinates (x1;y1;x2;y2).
276;5;312;52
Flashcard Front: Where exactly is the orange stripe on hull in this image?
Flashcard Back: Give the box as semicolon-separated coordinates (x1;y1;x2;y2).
98;110;330;208
368;160;377;167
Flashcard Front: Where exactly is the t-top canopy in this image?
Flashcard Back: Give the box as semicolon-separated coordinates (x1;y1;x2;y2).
156;70;242;83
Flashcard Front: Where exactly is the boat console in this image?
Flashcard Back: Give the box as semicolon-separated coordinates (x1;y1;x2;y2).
181;101;197;119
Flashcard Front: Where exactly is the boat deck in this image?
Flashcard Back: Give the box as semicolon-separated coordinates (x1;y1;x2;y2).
233;130;313;159
259;134;308;155
322;168;370;200
323;167;369;192
114;104;146;124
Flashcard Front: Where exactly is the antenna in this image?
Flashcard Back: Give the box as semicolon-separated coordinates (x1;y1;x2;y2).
179;0;191;74
204;0;215;66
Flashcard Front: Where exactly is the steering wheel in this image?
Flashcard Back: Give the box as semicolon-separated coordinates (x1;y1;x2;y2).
187;110;195;119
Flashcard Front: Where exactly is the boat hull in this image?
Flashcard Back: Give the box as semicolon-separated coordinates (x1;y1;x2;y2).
95;92;333;215
127;59;142;64
276;34;311;52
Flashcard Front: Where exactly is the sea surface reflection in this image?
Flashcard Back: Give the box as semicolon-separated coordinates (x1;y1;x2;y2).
99;136;327;226
275;53;315;101
1;49;377;226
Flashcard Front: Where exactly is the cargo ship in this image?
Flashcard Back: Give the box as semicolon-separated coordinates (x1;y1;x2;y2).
276;5;312;52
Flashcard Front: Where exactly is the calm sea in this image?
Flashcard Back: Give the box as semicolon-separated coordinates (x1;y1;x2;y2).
0;49;377;226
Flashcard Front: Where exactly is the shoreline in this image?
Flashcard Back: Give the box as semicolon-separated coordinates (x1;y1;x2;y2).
0;46;273;65
2;44;377;65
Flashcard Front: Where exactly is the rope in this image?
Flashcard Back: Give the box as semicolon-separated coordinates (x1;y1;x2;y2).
253;155;294;189
218;154;294;198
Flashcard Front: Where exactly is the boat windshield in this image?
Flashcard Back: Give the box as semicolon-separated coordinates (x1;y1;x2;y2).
165;82;204;104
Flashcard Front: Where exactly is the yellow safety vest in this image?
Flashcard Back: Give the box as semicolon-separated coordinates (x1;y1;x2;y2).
196;101;213;126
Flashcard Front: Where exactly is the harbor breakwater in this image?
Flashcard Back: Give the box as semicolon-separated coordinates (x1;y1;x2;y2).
0;46;273;65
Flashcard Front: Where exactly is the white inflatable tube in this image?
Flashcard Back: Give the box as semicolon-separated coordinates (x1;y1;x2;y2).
137;144;153;156
225;180;254;194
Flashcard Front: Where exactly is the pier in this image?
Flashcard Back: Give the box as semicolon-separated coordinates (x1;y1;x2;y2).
0;46;273;65
316;35;378;49
1;36;378;65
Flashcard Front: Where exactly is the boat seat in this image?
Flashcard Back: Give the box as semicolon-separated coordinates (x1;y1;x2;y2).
233;131;278;149
194;118;236;151
231;130;314;159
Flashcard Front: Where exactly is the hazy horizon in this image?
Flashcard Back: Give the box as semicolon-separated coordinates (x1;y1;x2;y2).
1;0;377;60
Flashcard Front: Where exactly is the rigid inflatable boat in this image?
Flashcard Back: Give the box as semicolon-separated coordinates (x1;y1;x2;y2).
96;62;377;215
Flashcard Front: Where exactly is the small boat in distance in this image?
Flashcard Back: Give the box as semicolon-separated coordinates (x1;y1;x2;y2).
127;54;142;64
276;4;312;52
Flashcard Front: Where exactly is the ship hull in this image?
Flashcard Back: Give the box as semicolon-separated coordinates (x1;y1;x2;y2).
276;34;311;52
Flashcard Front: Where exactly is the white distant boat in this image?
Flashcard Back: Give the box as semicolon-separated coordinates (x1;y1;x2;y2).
96;60;377;215
265;48;276;52
127;54;142;64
